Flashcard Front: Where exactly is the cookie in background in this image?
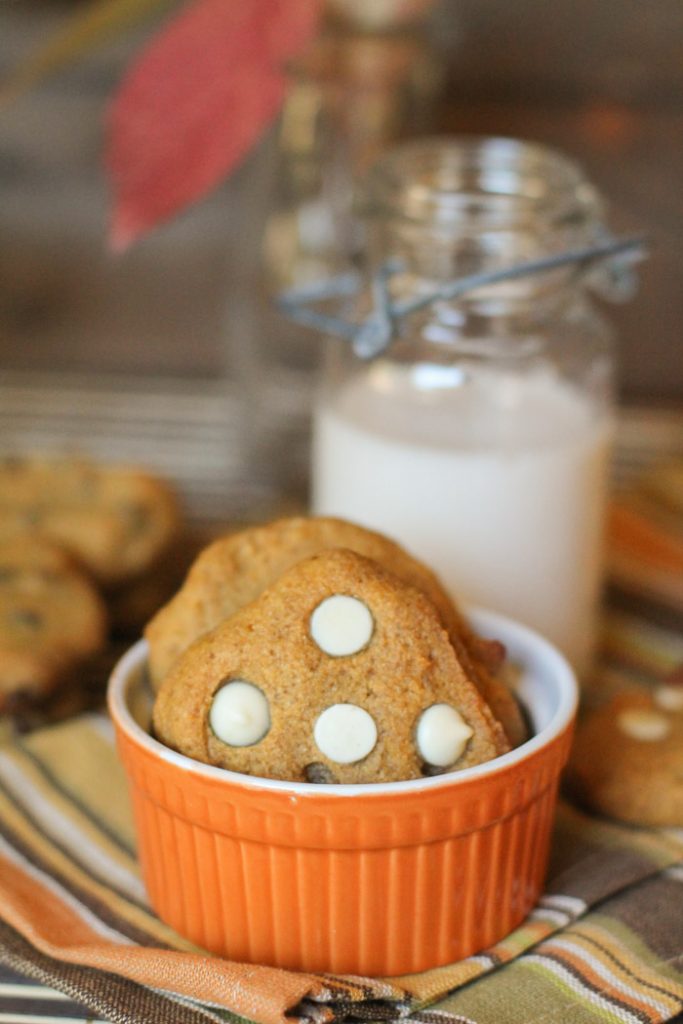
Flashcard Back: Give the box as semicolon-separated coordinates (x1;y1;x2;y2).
567;682;683;827
567;458;683;827
0;454;187;719
0;453;186;623
0;537;107;714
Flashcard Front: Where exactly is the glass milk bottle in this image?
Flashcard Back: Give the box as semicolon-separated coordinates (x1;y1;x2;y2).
312;137;618;675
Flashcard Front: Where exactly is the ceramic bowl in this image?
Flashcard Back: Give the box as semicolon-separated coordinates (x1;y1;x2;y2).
108;608;577;976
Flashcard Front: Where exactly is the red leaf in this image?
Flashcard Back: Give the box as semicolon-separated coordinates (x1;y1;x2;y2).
106;0;322;250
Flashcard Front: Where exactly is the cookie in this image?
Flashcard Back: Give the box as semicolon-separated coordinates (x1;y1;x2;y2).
146;516;527;746
153;548;510;783
567;686;683;827
0;537;108;712
0;456;180;587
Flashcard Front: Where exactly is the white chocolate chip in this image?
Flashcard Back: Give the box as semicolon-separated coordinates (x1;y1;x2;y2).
313;704;377;764
617;708;671;742
209;680;270;747
416;704;473;768
654;685;683;713
310;595;374;657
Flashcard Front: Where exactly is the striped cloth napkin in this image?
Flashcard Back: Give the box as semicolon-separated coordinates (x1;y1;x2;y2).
0;464;682;1024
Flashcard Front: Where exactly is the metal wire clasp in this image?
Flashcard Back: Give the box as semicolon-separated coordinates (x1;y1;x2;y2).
277;235;648;360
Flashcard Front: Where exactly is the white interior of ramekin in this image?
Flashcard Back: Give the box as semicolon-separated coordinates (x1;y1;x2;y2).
108;608;578;798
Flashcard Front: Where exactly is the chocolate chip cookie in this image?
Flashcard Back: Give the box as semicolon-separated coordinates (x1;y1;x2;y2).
0;456;180;587
0;537;107;711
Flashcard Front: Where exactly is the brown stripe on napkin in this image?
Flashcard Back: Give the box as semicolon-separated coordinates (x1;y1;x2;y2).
605;870;683;967
545;802;683;906
0;919;237;1024
431;867;683;1024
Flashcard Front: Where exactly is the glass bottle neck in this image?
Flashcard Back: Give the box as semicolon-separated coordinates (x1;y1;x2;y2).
361;136;606;317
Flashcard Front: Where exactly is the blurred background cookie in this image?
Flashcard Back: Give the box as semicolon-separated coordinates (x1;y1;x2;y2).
0;537;107;713
0;454;186;636
567;684;683;827
0;455;181;587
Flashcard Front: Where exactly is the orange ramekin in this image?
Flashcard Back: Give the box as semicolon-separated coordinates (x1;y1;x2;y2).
108;609;577;977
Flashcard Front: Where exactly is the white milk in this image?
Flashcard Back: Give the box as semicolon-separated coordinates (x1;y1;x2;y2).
312;362;613;675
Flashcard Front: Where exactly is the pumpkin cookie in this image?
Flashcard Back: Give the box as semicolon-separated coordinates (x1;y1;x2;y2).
153;549;510;783
568;685;683;827
146;516;527;746
0;537;107;712
0;456;180;587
